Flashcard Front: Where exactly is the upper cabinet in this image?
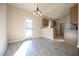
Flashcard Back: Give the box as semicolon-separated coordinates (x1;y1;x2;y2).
70;4;78;24
42;18;49;28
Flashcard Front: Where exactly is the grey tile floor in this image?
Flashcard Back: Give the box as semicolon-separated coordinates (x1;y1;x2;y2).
4;37;78;56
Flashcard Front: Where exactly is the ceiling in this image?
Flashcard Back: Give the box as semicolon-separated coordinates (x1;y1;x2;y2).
8;3;75;19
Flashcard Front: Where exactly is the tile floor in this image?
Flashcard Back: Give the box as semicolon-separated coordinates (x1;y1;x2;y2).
4;37;78;56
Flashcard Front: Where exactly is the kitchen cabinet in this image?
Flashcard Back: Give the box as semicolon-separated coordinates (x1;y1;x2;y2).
70;4;78;24
42;18;49;28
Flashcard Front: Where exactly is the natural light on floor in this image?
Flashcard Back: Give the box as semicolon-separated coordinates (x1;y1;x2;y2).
13;40;32;56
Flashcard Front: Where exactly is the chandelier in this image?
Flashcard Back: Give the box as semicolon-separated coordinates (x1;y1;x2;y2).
33;4;42;16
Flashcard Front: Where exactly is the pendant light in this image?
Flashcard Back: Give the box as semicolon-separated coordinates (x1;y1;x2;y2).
33;4;42;16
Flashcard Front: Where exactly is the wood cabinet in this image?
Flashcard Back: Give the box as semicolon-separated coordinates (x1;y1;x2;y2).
42;18;49;28
70;4;78;24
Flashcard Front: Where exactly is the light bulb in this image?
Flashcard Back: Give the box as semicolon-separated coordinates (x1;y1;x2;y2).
37;11;40;14
33;12;36;15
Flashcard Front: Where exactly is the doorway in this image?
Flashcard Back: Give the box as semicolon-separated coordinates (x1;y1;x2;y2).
25;19;32;38
60;23;65;38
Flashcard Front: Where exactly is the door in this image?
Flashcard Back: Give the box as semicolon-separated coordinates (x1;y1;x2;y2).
25;19;32;38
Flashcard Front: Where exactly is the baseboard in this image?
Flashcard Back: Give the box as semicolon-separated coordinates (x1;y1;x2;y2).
8;37;26;43
8;36;41;43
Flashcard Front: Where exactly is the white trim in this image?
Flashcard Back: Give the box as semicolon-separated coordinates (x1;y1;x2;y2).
8;37;26;43
8;36;41;43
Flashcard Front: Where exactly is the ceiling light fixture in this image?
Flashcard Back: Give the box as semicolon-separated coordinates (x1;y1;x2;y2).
33;4;42;16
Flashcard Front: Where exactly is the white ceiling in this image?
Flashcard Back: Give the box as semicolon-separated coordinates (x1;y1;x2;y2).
8;3;75;19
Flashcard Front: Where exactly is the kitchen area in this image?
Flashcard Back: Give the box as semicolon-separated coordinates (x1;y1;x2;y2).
41;4;79;55
64;4;79;55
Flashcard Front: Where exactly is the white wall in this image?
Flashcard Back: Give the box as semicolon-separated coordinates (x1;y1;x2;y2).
57;16;70;23
0;4;7;55
7;5;42;43
32;17;42;38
